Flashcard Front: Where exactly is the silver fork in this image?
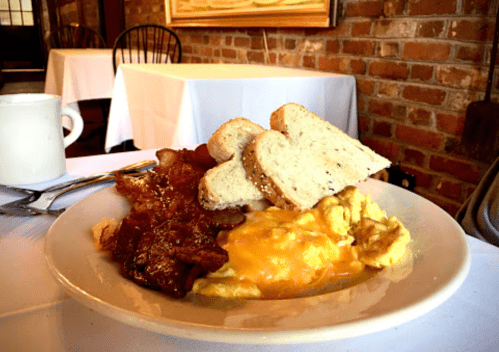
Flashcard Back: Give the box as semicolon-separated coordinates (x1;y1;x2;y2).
0;160;155;216
0;171;147;216
0;159;155;197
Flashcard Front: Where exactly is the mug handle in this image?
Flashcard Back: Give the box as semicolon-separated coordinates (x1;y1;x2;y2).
61;107;84;148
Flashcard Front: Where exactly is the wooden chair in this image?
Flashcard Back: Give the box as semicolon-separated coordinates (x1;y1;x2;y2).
112;24;181;74
111;25;181;152
48;23;106;49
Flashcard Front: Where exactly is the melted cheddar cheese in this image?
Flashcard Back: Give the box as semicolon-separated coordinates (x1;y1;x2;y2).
192;186;411;299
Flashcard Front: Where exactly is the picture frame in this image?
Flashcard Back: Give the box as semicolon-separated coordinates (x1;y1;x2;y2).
165;0;337;27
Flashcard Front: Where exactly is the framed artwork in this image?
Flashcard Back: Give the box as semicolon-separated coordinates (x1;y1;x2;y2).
165;0;338;27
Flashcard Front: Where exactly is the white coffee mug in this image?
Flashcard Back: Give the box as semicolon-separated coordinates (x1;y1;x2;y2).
0;93;84;185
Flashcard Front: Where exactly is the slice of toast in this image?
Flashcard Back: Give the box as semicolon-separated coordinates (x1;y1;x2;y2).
198;118;268;210
242;103;391;210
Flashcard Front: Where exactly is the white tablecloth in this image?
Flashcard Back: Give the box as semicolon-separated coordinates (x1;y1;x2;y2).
1;149;498;351
105;64;358;151
44;48;115;108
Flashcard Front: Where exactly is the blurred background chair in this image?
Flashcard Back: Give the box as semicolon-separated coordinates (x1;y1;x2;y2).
112;24;181;74
110;24;181;152
47;23;106;49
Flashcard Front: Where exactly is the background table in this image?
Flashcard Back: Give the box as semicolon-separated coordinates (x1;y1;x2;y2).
105;64;358;152
44;48;115;148
1;149;498;351
44;48;115;110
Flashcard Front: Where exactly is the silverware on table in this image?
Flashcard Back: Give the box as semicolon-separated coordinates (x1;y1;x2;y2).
0;160;156;216
0;159;156;196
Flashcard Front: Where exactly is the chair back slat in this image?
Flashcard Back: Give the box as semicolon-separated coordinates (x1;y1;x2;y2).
112;24;182;74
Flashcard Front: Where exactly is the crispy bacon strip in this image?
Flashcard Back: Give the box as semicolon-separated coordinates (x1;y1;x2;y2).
109;145;245;298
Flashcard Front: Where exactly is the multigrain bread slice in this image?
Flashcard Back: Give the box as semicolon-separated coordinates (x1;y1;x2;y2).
242;103;391;210
198;117;268;210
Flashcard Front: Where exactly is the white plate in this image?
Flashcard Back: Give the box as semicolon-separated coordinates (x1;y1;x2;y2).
44;178;470;344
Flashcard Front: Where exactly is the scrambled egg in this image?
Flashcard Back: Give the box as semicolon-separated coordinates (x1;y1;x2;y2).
193;186;411;299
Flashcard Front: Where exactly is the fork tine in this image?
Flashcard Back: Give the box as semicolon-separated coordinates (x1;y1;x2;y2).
0;184;37;196
0;160;156;196
0;170;147;217
0;206;40;216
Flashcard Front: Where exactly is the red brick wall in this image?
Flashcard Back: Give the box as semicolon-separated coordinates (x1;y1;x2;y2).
56;0;101;33
125;0;498;217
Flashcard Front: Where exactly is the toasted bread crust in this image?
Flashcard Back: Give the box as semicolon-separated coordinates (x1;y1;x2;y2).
207;117;265;163
198;170;222;208
243;134;299;209
199;118;266;210
201;103;390;211
242;103;391;210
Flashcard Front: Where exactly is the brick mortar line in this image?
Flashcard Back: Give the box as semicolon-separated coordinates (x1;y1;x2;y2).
359;102;461;128
363;113;466;140
352;74;495;94
367;131;489;167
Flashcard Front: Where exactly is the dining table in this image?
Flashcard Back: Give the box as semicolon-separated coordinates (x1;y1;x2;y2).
44;48;115;123
44;48;115;107
105;64;358;152
1;148;498;351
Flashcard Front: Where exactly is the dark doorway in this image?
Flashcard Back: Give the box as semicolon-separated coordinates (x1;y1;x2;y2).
0;0;45;71
0;0;125;76
99;0;125;48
